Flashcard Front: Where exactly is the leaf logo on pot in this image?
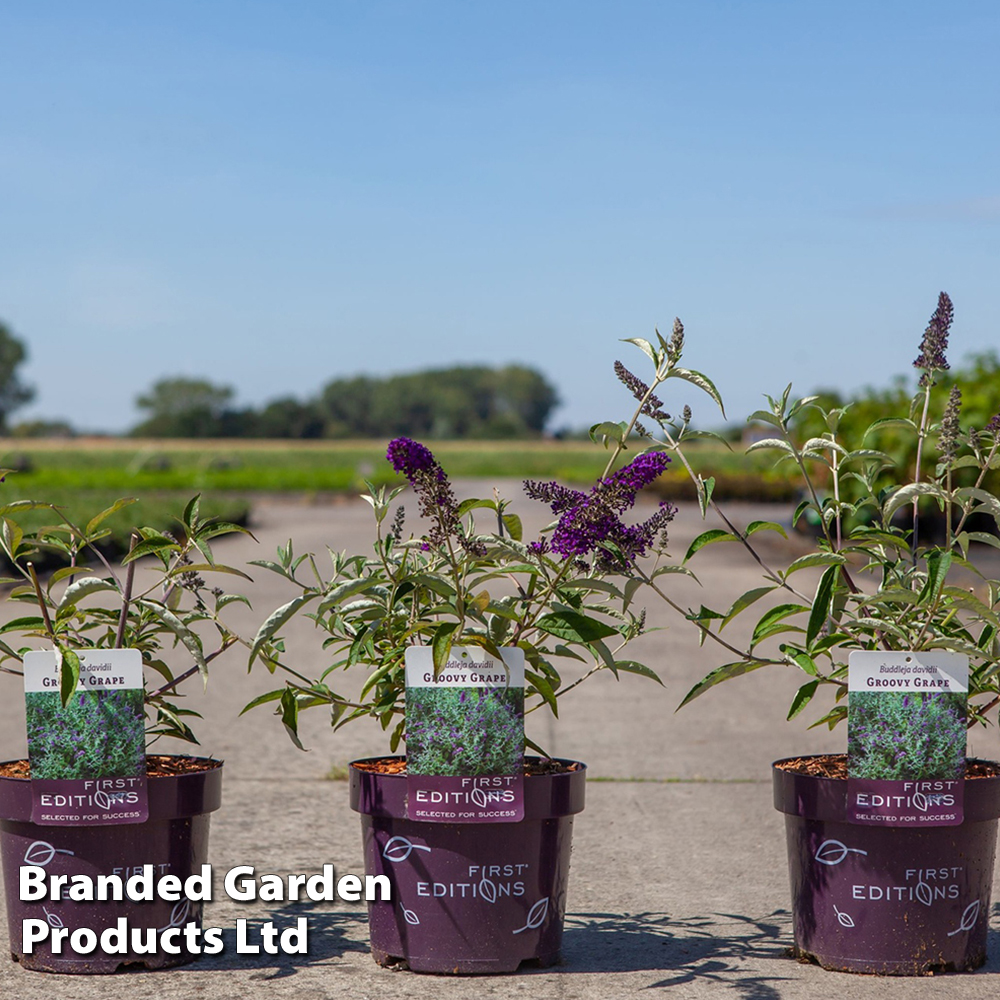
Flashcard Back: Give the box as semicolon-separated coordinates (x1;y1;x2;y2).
915;881;933;907
513;897;549;935
42;907;64;929
833;905;855;928
947;900;981;936
912;791;929;813
382;836;432;863
471;788;488;808
158;900;192;932
23;841;75;867
814;840;868;866
402;907;420;926
478;878;498;904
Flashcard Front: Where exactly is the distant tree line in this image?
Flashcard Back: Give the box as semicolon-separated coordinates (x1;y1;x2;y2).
128;365;559;439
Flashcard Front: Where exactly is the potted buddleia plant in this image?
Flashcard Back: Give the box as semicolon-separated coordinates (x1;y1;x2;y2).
0;495;251;973
604;294;1000;974
244;436;672;973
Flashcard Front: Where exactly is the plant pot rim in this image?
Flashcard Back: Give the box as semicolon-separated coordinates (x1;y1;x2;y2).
349;755;586;820
0;755;224;824
772;753;1000;824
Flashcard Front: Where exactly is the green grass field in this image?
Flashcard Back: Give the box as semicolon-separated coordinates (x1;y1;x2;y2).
0;436;779;491
0;437;792;559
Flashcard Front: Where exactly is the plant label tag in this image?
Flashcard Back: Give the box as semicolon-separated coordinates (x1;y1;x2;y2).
404;646;524;823
847;651;968;827
24;649;149;826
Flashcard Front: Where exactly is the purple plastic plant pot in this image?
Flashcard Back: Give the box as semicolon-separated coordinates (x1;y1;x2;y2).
773;755;1000;975
350;757;586;974
0;758;223;974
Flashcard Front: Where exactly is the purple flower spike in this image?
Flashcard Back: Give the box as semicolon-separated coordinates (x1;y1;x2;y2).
526;451;674;570
385;437;485;555
387;438;437;478
913;292;953;385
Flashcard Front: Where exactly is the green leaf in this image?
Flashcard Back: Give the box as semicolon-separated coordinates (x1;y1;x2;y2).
751;604;808;645
697;477;715;518
197;521;256;543
431;622;459;675
183;494;202;529
809;705;848;730
57;577;118;613
122;534;181;564
589;421;628;447
535;611;618;643
650;564;698;581
883;482;946;523
745;520;787;539
684;529;737;562
806;565;839;648
623;577;643;612
217;593;253;611
791;498;813;528
787;680;820;720
666;367;726;417
783;552;846;576
612;660;663;684
721;586;776;628
863;416;917;439
59;649;81;708
240;689;285;715
621;336;657;363
280;688;305;750
678;659;771;708
501;513;523;541
456;498;495;517
918;549;952;606
745;438;794;455
250;593;319;665
781;646;818;676
747;409;781;427
138;600;209;680
526;669;559;716
360;658;398;700
85;498;138;536
166;562;252;581
0;500;59;517
0;615;47;634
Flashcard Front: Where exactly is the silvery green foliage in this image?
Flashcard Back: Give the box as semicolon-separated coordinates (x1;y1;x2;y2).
0;495;251;744
244;443;665;753
615;294;1000;729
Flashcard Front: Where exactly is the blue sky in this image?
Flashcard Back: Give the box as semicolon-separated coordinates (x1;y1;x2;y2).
1;1;998;433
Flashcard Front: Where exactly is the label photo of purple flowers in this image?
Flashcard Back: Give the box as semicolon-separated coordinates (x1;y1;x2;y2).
848;691;966;782
405;646;525;823
847;652;968;827
407;686;524;778
24;649;149;826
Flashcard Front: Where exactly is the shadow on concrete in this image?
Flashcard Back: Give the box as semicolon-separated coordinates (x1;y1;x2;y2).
553;909;795;996
191;902;369;978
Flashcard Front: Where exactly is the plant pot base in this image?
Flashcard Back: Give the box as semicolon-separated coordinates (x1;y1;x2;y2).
791;943;986;976
774;755;1000;976
370;944;562;974
1;757;222;975
351;756;585;975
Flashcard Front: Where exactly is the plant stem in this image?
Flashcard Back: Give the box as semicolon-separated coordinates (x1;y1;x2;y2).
148;638;236;699
27;563;56;641
115;534;138;649
911;381;933;562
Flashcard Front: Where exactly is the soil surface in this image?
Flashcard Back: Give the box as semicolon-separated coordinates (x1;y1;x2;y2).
352;756;582;777
0;754;222;780
776;753;1000;780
